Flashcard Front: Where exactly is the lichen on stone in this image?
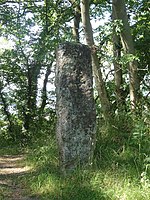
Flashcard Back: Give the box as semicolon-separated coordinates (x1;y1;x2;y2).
56;42;96;174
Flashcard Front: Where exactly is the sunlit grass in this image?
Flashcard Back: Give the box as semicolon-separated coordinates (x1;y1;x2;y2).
0;187;5;200
0;145;21;156
1;116;149;200
19;130;150;200
90;169;150;200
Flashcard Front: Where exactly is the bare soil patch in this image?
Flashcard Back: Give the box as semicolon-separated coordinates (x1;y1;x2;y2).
0;154;38;200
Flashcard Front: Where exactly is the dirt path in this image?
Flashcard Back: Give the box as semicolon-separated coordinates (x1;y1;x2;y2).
0;154;38;200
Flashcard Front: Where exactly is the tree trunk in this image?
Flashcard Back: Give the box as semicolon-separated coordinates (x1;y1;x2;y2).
80;0;112;120
24;63;40;130
55;42;96;174
0;85;13;133
40;64;52;113
112;0;139;110
112;5;124;110
70;0;81;42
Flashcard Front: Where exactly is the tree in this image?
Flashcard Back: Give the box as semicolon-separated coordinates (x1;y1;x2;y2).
112;7;124;110
112;0;140;111
0;0;149;144
0;1;57;137
80;0;112;121
131;0;150;108
69;0;81;42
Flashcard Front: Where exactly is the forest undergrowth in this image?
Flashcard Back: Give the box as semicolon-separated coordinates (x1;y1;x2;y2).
0;0;149;199
1;114;149;200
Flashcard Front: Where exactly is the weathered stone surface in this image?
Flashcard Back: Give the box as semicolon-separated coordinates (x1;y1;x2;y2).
55;42;96;173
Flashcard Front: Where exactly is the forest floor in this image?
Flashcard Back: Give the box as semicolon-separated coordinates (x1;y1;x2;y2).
0;132;149;200
0;153;38;200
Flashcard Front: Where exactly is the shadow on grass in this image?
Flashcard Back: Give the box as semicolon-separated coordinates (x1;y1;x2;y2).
21;158;112;200
41;185;111;200
9;131;149;200
23;143;110;200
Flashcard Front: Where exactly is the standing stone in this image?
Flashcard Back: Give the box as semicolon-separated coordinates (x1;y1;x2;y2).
55;42;96;174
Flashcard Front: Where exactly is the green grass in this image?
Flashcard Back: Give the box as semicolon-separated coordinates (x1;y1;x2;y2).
18;127;150;200
0;116;149;200
0;187;6;200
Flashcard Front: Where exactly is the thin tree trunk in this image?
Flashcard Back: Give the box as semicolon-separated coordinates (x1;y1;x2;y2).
81;0;111;119
112;5;124;110
40;65;52;112
24;63;40;130
69;0;81;42
0;86;13;133
112;0;139;110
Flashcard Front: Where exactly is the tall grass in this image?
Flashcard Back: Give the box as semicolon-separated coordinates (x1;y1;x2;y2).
19;115;150;200
0;112;149;199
